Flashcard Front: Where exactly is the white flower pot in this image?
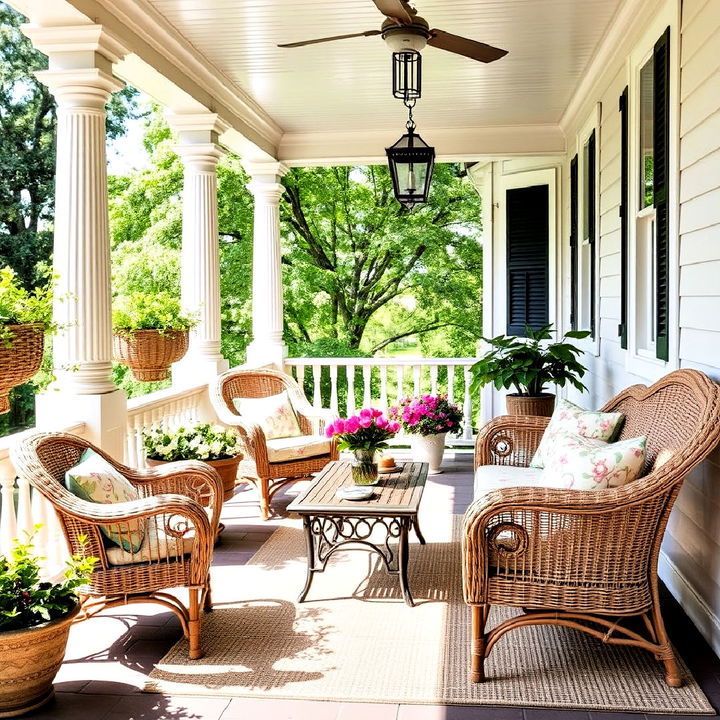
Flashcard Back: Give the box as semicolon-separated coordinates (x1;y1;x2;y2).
409;432;447;475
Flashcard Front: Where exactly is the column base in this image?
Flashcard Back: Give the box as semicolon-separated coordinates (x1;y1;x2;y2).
245;340;288;371
172;354;229;388
35;388;127;460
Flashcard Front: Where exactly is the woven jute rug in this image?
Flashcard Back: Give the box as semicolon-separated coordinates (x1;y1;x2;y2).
146;516;714;714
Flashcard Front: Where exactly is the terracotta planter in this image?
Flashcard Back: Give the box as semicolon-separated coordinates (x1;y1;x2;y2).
409;432;447;475
0;323;45;414
146;455;241;503
112;329;189;382
0;603;80;717
506;393;555;417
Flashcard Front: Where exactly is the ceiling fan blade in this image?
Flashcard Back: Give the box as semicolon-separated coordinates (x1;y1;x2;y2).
279;29;381;48
371;0;413;25
428;29;508;63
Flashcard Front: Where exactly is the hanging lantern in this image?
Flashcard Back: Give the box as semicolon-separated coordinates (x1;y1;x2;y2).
386;126;435;209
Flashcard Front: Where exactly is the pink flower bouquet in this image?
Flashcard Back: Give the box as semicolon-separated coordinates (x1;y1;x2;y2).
325;408;401;452
389;394;463;437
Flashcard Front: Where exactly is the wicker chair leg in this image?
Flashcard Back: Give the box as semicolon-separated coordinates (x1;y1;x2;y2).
259;477;271;520
650;598;682;687
188;588;204;660
470;604;489;682
203;582;213;612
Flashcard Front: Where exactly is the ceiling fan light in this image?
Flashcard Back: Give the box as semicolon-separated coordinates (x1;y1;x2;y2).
382;27;428;53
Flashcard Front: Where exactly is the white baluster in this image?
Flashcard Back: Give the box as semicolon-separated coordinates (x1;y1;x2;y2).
0;471;17;555
463;365;474;440
329;365;339;415
430;365;438;396
447;364;455;403
30;492;51;570
396;365;405;403
379;365;388;412
43;501;68;575
346;365;356;416
16;474;33;539
413;365;421;396
362;365;372;408
312;364;322;409
295;364;306;398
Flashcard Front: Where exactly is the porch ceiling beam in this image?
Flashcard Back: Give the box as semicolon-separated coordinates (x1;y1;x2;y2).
278;125;567;167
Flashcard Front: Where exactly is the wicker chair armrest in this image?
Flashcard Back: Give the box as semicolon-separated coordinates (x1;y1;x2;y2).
212;412;269;473
474;415;550;470
122;461;224;523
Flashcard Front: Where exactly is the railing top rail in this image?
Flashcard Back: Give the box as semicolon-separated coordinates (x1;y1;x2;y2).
126;382;209;415
286;357;479;367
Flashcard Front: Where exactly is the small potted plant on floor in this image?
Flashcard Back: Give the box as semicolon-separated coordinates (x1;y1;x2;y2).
0;267;54;414
143;422;243;503
325;409;401;486
390;394;463;475
469;323;590;417
0;532;95;717
112;291;196;381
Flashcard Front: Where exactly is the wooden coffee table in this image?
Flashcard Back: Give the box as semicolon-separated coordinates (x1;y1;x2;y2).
287;460;428;606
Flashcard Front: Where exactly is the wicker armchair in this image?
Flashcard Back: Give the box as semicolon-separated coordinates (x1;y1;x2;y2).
463;369;720;687
11;432;223;660
211;368;338;520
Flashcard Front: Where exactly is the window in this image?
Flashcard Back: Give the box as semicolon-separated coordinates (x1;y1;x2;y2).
576;122;597;341
633;28;670;361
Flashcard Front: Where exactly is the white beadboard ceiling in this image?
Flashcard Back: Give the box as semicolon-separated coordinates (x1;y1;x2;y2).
145;0;624;135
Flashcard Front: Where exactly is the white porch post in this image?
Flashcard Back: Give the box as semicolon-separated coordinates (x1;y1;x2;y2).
245;162;288;369
24;25;128;457
169;113;230;385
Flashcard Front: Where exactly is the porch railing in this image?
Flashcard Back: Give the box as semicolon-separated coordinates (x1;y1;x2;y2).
285;357;480;446
0;421;87;569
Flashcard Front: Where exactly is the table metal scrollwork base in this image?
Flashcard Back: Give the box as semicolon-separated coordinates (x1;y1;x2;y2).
299;513;426;606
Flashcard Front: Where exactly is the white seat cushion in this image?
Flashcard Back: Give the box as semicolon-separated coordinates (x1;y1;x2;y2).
106;516;195;566
266;435;332;463
473;465;568;501
233;390;303;440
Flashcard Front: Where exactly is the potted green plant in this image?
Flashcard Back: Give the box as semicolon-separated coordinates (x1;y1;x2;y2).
0;531;95;717
470;324;591;417
112;291;196;381
389;394;463;475
0;267;54;414
143;422;243;503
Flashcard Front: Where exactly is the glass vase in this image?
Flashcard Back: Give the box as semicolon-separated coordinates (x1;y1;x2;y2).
350;449;378;486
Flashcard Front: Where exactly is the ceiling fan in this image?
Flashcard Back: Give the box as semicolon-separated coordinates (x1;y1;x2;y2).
278;0;508;64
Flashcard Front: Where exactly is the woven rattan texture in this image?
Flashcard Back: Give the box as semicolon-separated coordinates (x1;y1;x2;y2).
112;329;189;381
0;323;44;413
211;368;339;519
146;516;713;714
463;369;720;687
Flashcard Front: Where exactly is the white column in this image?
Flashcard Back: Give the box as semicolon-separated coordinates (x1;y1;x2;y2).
245;162;288;369
25;25;128;457
169;113;230;385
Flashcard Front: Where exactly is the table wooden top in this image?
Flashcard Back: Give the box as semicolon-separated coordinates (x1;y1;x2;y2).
287;460;429;516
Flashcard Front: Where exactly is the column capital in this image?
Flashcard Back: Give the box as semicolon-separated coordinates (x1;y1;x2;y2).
166;112;230;139
243;161;289;181
175;143;226;173
35;67;124;109
22;24;129;68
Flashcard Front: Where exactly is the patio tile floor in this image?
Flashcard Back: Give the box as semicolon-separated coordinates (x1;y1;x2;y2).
41;451;720;719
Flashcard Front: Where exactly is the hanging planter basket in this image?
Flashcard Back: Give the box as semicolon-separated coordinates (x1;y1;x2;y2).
112;329;189;382
0;323;45;415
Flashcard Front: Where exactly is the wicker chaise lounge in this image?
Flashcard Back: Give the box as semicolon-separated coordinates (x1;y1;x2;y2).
211;368;338;520
463;369;720;687
12;432;223;660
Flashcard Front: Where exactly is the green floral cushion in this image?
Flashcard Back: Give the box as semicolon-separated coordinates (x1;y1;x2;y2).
539;432;647;490
65;448;145;553
530;398;624;468
233;390;303;440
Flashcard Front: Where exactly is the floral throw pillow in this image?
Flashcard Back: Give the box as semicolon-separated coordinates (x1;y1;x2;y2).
233;390;303;440
65;448;145;553
530;398;624;468
539;432;647;490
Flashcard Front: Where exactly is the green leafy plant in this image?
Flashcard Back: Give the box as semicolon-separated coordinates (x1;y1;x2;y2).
470;324;591;397
0;529;96;632
112;291;197;335
0;266;54;345
144;422;241;462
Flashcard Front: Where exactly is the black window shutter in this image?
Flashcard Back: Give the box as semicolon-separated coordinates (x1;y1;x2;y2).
619;87;629;349
570;155;578;331
588;129;597;339
654;27;670;361
506;184;549;336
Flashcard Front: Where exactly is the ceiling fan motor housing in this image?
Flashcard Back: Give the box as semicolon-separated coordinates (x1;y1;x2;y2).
381;17;430;53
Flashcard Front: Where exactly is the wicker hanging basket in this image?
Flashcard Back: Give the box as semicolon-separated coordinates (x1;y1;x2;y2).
505;393;555;417
0;323;45;415
112;329;189;382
